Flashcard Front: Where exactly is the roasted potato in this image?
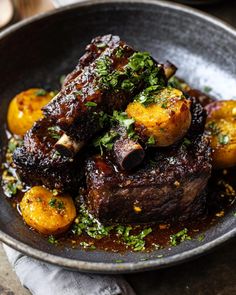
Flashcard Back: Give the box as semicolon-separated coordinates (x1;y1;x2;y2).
126;87;191;146
206;100;236;169
7;88;54;136
20;186;76;235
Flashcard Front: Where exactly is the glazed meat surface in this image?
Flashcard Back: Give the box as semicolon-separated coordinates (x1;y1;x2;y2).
86;135;211;223
85;98;211;223
13;118;82;192
13;35;167;191
43;35;166;141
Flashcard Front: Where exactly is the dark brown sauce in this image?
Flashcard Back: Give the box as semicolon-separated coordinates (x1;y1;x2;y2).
8;166;236;253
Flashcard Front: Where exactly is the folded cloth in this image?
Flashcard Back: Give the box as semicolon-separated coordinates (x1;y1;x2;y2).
3;244;136;295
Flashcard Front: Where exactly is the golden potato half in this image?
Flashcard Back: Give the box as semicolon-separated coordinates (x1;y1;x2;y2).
206;100;236;169
126;87;191;146
20;186;76;235
7;88;54;136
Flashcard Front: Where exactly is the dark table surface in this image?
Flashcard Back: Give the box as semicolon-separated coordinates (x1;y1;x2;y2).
126;1;236;294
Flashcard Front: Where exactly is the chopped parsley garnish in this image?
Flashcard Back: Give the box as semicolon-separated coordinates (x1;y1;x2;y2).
115;47;124;58
35;89;47;96
168;76;190;92
203;85;212;93
72;205;152;251
95;51;165;92
206;121;230;145
115;259;124;263
182;138;191;147
85;101;97;107
72;205;113;239
93;130;119;155
206;121;220;135
121;79;135;91
8;141;17;153
147;136;155;146
48;126;61;140
233;212;236;217
135;85;162;106
127;52;154;72
5;182;17;196
48;198;65;212
116;225;152;251
74;90;83;96
170;228;191;246
7;137;22;153
52;151;61;159
80;242;96;250
218;134;229;145
112;111;138;139
48;235;58;244
197;234;205;242
96;56;111;77
98;111;109;128
2;137;23;198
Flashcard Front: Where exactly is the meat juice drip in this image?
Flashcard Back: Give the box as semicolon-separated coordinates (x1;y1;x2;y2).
7;167;236;253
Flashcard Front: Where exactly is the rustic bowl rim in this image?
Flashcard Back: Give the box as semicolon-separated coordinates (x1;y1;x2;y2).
0;0;236;273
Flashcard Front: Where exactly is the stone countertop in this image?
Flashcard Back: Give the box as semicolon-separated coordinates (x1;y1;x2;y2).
0;1;236;295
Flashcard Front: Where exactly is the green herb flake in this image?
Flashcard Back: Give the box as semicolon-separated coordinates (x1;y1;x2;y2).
168;76;188;91
115;259;124;263
6;182;17;196
206;121;220;136
85;101;97;107
48;126;61;140
182;138;191;147
112;111;138;140
197;234;205;242
147;136;155;146
8;141;17;153
98;111;109;128
203;86;212;93
161;103;167;109
115;47;124;58
218;134;229;145
72;205;114;239
48;235;58;244
48;198;65;212
116;226;152;251
80;242;96;250
233;212;236;217
35;89;47;96
170;228;191;246
121;79;135;91
96;56;111;77
93;130;119;155
48;198;57;207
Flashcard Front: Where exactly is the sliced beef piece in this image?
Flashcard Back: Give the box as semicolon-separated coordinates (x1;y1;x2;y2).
43;35;166;141
85;134;212;223
13;118;82;192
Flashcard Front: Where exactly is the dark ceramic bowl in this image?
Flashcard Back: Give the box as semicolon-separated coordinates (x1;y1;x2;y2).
0;0;236;274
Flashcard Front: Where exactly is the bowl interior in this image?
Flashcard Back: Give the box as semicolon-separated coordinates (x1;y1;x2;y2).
0;1;236;273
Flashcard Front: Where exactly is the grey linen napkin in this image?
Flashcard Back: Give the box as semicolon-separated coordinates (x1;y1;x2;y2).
3;244;136;295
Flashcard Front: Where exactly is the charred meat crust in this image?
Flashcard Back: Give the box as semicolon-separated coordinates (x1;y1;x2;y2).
85;134;212;223
13;118;82;192
42;35;166;141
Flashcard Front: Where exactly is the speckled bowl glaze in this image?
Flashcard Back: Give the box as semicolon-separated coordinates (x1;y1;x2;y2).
0;0;236;274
